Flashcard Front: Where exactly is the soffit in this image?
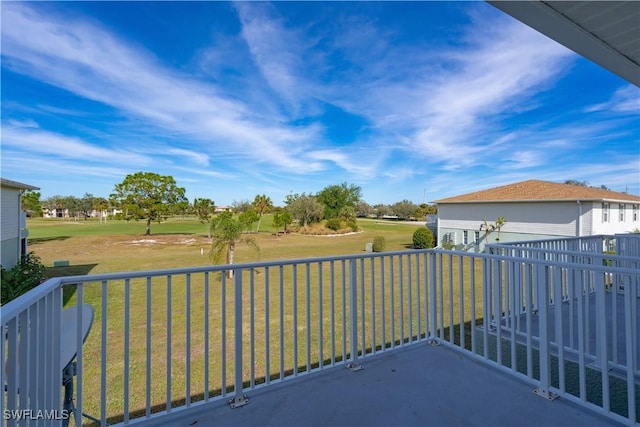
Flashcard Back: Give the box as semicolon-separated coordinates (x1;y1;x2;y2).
488;1;640;87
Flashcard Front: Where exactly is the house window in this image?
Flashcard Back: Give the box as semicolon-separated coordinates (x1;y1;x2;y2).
474;231;480;245
619;204;625;222
633;204;639;222
602;203;609;222
463;230;468;245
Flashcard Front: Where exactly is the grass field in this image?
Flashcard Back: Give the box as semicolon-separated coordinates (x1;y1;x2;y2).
28;216;424;275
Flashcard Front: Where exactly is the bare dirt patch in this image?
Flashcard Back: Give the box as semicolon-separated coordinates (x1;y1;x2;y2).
113;235;208;246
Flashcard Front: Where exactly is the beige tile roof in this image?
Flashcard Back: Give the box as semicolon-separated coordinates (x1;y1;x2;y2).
437;180;640;204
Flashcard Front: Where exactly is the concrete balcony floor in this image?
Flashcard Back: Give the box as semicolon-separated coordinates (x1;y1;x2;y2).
152;343;620;427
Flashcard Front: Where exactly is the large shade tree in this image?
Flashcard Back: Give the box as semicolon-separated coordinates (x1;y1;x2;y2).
373;203;393;218
63;196;82;220
415;203;437;219
391;200;418;220
78;193;96;219
355;201;374;218
110;172;187;235
21;190;42;217
285;192;324;227
317;182;362;219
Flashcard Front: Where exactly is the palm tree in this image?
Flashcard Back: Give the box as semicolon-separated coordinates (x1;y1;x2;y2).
495;216;507;242
210;211;259;278
479;219;495;244
252;194;273;233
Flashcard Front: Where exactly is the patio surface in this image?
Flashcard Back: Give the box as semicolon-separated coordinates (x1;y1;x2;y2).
150;342;622;427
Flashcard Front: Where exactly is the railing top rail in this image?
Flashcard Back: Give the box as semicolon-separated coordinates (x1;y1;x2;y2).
485;244;640;262
495;235;616;247
1;276;63;321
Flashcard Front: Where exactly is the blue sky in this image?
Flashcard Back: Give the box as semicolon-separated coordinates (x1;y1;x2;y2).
2;1;639;206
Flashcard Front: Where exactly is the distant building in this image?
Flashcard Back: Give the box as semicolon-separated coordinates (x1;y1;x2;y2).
436;180;640;252
43;207;69;218
1;178;40;269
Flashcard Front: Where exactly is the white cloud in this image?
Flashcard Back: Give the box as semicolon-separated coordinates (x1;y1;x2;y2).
1;3;323;175
2;126;153;166
585;84;640;113
306;149;377;177
406;18;575;166
164;148;210;167
234;2;320;115
5;119;39;129
1;152;131;181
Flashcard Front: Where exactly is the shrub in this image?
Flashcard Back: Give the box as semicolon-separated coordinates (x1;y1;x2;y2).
1;252;46;305
347;219;358;231
372;236;386;252
413;227;434;249
325;218;342;231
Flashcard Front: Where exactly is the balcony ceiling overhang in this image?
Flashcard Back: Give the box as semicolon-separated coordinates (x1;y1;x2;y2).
488;1;640;87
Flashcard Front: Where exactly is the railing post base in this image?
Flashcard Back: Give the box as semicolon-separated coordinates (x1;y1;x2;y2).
345;362;363;372
533;388;558;401
427;338;440;346
228;395;249;409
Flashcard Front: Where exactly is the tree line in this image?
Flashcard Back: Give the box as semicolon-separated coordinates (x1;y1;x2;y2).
21;172;437;235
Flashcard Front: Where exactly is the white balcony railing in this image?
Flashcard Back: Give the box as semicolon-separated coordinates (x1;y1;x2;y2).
2;248;639;426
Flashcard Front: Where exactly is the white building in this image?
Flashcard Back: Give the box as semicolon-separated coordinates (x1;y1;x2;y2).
1;178;40;269
436;180;640;252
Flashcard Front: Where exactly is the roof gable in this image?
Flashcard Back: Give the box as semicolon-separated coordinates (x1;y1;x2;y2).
437;180;640;204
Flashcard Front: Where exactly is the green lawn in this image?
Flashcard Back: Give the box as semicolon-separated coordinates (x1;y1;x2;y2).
28;216;424;273
28;216;212;240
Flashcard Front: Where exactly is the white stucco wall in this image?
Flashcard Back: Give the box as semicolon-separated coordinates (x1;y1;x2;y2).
590;201;640;235
438;201;583;238
437;200;640;251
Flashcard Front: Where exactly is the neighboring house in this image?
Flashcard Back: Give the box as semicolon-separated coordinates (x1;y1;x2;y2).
43;208;122;219
43;207;69;218
436;180;640;252
1;178;40;269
